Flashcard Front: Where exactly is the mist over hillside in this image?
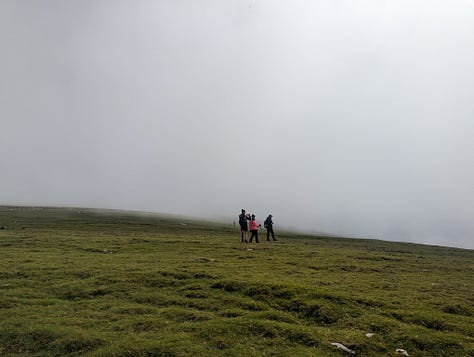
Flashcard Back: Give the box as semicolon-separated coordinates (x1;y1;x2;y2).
1;1;473;249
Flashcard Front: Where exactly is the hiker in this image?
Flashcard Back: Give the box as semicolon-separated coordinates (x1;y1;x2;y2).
264;214;277;241
249;214;261;243
238;209;251;243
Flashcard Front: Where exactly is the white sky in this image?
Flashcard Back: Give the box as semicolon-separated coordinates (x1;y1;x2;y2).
1;1;473;248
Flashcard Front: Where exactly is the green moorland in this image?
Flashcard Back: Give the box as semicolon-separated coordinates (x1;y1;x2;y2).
0;206;473;356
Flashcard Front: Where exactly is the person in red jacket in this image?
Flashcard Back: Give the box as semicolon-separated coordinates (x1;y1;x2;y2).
249;214;261;243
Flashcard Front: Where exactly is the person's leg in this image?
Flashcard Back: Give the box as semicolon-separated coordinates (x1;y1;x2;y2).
266;229;270;241
241;226;248;242
271;229;276;241
249;231;253;242
255;230;259;243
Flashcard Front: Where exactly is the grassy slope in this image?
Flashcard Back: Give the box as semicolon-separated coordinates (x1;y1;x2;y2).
0;206;473;356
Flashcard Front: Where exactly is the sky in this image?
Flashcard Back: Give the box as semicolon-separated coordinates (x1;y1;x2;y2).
1;0;473;249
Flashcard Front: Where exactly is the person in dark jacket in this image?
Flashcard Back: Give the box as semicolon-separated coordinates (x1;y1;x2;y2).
238;209;251;243
264;214;277;241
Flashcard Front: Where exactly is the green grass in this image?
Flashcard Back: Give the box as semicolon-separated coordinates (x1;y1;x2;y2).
0;206;473;356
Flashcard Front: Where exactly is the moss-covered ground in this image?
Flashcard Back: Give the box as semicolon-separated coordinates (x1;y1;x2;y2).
0;206;472;356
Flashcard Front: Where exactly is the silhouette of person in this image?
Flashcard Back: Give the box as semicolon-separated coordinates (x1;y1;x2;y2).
264;214;277;241
238;209;251;243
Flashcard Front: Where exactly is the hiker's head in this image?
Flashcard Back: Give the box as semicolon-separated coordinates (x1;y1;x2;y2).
241;209;245;214
251;214;255;219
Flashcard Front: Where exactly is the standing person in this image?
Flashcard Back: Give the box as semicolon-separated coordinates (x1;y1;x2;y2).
238;209;250;243
249;214;261;243
264;214;277;241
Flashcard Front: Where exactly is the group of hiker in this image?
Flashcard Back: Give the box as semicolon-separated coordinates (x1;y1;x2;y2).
238;209;277;243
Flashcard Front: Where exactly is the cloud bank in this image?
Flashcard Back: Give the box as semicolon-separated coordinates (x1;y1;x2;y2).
1;1;473;248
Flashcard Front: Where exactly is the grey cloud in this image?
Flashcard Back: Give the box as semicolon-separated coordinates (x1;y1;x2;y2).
1;1;473;248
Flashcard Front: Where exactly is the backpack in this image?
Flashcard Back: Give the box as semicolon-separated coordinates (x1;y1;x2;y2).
264;219;270;229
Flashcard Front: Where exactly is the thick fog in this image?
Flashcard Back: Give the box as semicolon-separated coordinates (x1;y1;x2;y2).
1;1;473;249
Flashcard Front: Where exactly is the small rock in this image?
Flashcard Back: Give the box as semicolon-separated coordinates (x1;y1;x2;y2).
365;333;374;338
396;348;409;356
331;342;355;354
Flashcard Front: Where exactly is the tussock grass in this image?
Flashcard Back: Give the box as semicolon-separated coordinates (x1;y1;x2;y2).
0;206;473;356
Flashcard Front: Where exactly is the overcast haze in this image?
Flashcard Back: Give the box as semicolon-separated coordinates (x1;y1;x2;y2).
1;1;473;249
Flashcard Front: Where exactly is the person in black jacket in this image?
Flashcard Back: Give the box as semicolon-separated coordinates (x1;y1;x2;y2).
264;214;277;241
238;209;251;243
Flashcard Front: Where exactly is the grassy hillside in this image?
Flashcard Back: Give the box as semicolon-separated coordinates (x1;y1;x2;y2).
0;206;473;356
